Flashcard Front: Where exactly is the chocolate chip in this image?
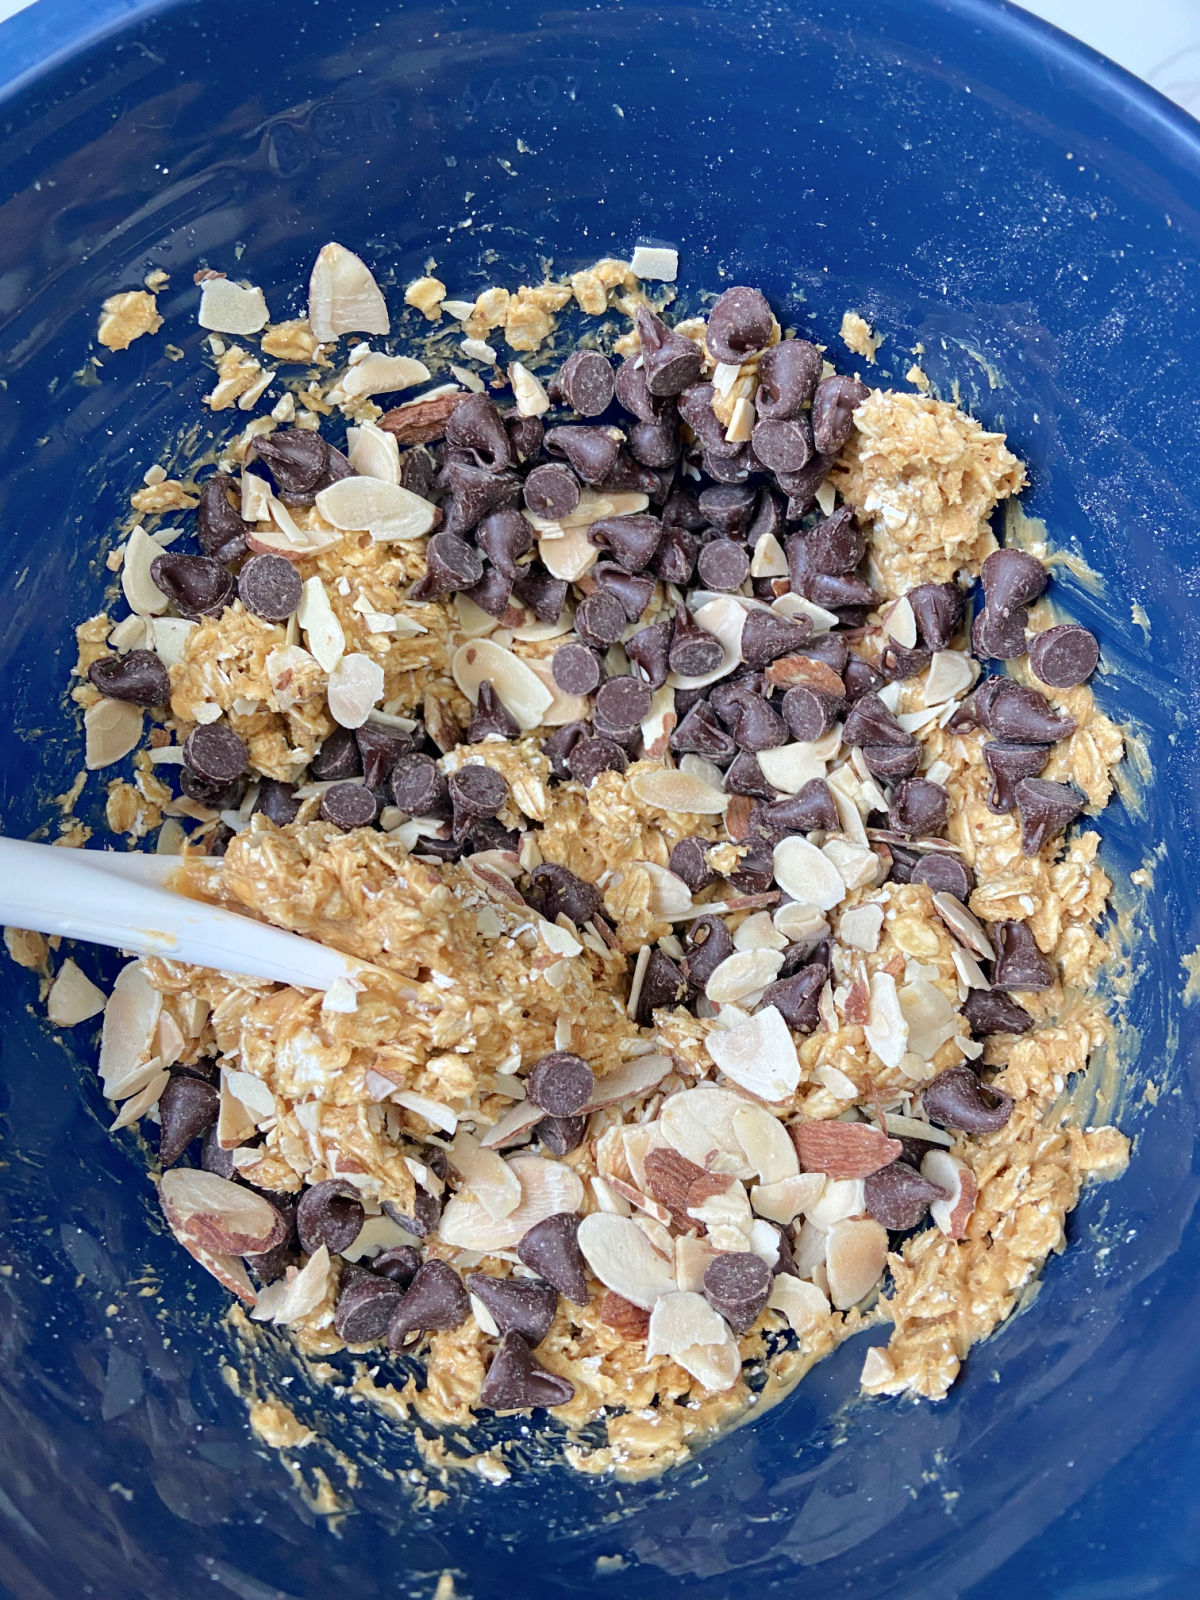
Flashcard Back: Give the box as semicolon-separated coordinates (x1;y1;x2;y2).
197;474;250;561
992;919;1056;990
842;693;915;750
671;701;736;762
321;782;379;830
593;562;655;622
594;675;652;733
352;724;410;790
514;1213;586;1302
889;778;949;836
922;1065;1013;1134
553;349;615;416
810;571;878;612
625;622;671;689
801;505;862;575
669;837;716;895
588;513;663;574
754;779;840;838
567;735;628;787
781;684;837;741
628;417;681;469
537;1112;587;1154
962;988;1035;1039
157;1075;219;1166
706;286;774;363
479;1331;575;1410
635;306;704;396
762;963;827;1031
87;649;172;706
310;726;362;781
730;694;788;751
1014;776;1085;855
442;462;521;536
842;653;884;702
779;452;839;518
467;681;520;743
296;1180;364;1255
528;863;601;925
981;548;1047;616
910;851;973;900
511;566;568;623
466;1273;558;1345
541;721;588;779
669;605;725;677
979;681;1076;744
151;553;235;619
566;595;621;656
635;949;689;1026
249;429;332;500
651;524;698;585
1029;623;1100;689
696;484;755;535
526;1051;595;1117
909;582;965;650
523;462;581;520
201;1124;238;1179
445;392;514;472
463;567;513;619
389;753;449;816
413;531;485;601
387;1259;469;1348
982;741;1048;813
477;508;534;576
696;539;750;592
183;723;247;784
506;412;544;464
334;1273;404;1344
383;1191;442;1239
399;446;437;497
972;603;1029;660
862;744;921;781
738;611;811;670
546;643;598;698
614;356;663;421
750;415;811;474
724;749;779;799
237;553;303;623
879;640;933;683
756;338;822;419
448;766;508;841
544;425;621;485
702;1250;771;1333
728;848;774;894
372;1245;422;1286
701;443;757;484
864;1160;945;1230
254;777;300;826
681;915;735;988
677;382;729;453
811;374;870;454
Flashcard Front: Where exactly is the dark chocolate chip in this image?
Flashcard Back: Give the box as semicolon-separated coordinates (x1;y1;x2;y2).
724;749;779;799
389;754;449;816
296;1180;364;1255
413;532;485;600
752;416;813;474
237;554;303;622
779;452;839;518
978;680;1076;744
803;506;864;575
524;462;581;520
669;836;716;895
505;412;544;464
310;726;362;781
594;675;652;733
669;605;725;677
1013;777;1084;855
372;1245;422;1286
383;1191;442;1239
588;513;663;574
1029;623;1099;689
731;694;788;752
910;851;973;900
740;610;813;669
444;392;514;472
909;582;965;651
551;643;602;697
335;1273;404;1344
670;701;736;763
635;306;704;396
842;693;915;750
466;1272;558;1345
87;649;172;706
681;914;735;987
754;779;840;838
635;949;689;1026
151;553;235;619
183;723;247;784
387;1259;470;1347
889;778;949;837
254;777;300;826
698;484;757;535
463;567;514;619
537;1115;588;1156
198;474;250;561
842;653;884;702
981;548;1048;616
544;425;621;485
479;1331;575;1410
781;683;838;741
702;1250;771;1333
963;988;1035;1038
972;603;1029;660
922;1065;1013;1134
321;782;379;830
511;566;568;624
448;765;508;840
468;681;520;742
593;562;655;623
762;964;827;1031
982;740;1049;813
518;1212;588;1302
573;590;626;650
629;417;681;469
527;1052;595;1117
442;463;521;537
706;286;774;363
399;446;438;498
528;862;601;925
862;743;921;781
662;487;706;532
756;338;822;420
541;721;588;780
864;1160;946;1231
157;1075;219;1166
728;848;774;894
614;356;663;422
992;919;1056;990
701;443;757;484
697;539;750;592
248;429;331;500
625;622;672;689
677;382;729;454
651;524;698;585
554;349;615;417
201;1124;239;1180
477;508;534;576
878;641;932;683
811;374;870;455
567;735;628;787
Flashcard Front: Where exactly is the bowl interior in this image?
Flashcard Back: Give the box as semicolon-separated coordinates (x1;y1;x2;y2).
1;2;1199;1597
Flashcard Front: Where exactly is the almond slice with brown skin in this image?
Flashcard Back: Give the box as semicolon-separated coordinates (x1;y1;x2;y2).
160;1169;287;1257
791;1120;902;1179
577;1053;674;1115
251;1244;332;1325
825;1217;889;1309
932;891;996;960
378;386;470;443
600;1291;651;1337
451;638;553;730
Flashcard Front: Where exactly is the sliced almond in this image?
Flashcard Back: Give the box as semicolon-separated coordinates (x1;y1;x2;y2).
298;576;345;672
646;1290;729;1359
448;1132;522;1220
825;1217;888;1309
640;684;677;759
750;530;788;579
121;525;169;616
864;971;909;1069
342;1212;422;1263
860;1345;900;1391
630;244;678;281
251;1244;331;1325
792;1119;901;1179
346;421;401;484
923;1149;977;1239
327;651;385;729
674;1233;717;1293
838;902;884;953
628;766;729;816
592;1175;633;1216
161;1168;287;1257
223;1068;274;1123
952;945;990;991
772;901;830;944
439;1154;583;1251
172;1240;256;1304
686;1174;752;1231
108;613;152;652
473;1097;537;1151
470;1292;502;1337
678;754;725;790
390;1089;459;1136
599;1290;651;1337
46;958;107;1027
805;1176;866;1229
151;616;198;668
198;278;269;336
732;911;788;954
674;1335;742;1392
451;638;553;730
315;476;437;542
771;591;839;634
705;948;784;1005
108;1066;170;1131
932;891;996;959
882;594;917;648
864;1110;953;1148
638;860;694;919
658;1085;757;1178
900;979;959;1062
98;961;162;1098
580;1052;674;1114
923;649;974;706
508;361;550;416
733;1103;799;1184
767;1272;830;1332
307;242;389;343
341;352;430;399
823;837;883;891
706;1005;801;1102
750;1172;826;1224
83;695;143;772
537;519;600;582
576;1212;678;1308
772;836;845;911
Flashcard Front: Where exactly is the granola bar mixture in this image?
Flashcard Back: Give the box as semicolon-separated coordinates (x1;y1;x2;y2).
52;245;1130;1477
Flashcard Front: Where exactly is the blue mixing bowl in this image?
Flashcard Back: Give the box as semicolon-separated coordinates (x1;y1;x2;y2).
1;1;1198;1595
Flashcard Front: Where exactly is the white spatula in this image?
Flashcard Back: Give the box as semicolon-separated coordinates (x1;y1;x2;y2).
0;837;365;991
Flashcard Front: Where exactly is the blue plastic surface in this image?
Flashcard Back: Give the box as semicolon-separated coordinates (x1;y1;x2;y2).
1;1;1199;1596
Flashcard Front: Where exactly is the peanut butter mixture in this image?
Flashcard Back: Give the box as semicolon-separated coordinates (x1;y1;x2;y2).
32;247;1129;1481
